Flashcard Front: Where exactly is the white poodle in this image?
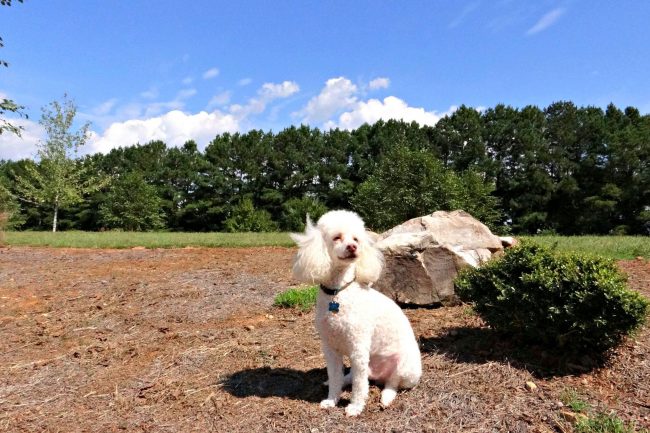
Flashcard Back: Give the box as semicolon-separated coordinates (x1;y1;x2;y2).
290;210;422;417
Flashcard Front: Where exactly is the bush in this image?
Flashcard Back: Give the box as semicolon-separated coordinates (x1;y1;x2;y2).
224;197;278;232
351;145;502;232
455;242;649;353
99;172;166;231
280;196;327;231
0;212;7;245
0;184;25;230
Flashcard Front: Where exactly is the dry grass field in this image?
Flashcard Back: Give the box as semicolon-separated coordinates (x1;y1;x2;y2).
1;246;648;432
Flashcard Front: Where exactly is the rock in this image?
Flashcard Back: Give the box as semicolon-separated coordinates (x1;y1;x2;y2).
525;381;538;392
244;325;255;331
560;410;588;424
366;230;380;242
379;210;503;251
374;210;504;306
499;236;518;248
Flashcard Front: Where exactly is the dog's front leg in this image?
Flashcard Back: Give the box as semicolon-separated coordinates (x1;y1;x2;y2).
321;344;344;409
345;348;370;417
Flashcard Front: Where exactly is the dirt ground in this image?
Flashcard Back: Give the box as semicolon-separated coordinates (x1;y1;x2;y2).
0;246;648;433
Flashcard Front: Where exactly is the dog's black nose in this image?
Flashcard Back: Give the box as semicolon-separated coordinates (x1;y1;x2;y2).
346;244;357;253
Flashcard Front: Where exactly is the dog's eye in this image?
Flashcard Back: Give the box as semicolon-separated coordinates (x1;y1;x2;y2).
333;235;342;241
353;237;359;242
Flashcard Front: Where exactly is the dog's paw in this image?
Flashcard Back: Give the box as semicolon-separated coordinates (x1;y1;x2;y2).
320;399;337;409
345;403;364;417
380;388;398;407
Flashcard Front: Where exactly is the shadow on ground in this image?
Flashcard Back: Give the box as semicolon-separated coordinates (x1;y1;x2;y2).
420;326;606;378
222;367;327;402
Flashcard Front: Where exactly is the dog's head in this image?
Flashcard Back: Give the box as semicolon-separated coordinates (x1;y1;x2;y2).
290;210;383;284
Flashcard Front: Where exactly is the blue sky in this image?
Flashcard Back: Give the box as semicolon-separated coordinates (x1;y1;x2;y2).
1;0;649;160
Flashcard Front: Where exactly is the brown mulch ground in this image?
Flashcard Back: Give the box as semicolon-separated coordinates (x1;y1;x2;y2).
0;247;648;433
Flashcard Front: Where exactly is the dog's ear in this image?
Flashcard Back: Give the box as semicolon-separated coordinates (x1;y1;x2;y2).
290;216;331;283
355;235;384;284
288;215;313;245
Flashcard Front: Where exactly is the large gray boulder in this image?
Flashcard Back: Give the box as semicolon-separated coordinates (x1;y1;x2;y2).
373;210;505;306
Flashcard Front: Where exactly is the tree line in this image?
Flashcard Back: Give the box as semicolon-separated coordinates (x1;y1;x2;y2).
1;100;648;235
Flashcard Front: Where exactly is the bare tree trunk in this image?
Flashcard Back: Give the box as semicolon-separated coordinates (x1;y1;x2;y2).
53;202;58;232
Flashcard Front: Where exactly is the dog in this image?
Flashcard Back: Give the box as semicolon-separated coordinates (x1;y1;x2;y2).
290;210;422;416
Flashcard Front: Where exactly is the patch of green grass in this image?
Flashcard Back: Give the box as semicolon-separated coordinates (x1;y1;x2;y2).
461;306;477;317
5;232;648;260
4;231;294;249
273;286;318;312
525;235;650;260
575;412;644;433
555;389;648;433
560;388;589;413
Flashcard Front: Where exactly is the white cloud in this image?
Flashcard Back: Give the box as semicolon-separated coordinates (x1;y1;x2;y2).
324;96;449;131
295;76;451;130
297;77;358;123
238;78;252;86
141;101;184;118
140;87;159;99
207;91;232;109
0;118;45;161
202;67;220;80
526;8;565;35
86;110;239;155
259;81;300;99
3;77;304;159
92;98;119;116
368;77;390;90
182;76;193;86
72;79;299;156
82;88;198;128
140;88;196;118
229;80;299;119
176;88;197;100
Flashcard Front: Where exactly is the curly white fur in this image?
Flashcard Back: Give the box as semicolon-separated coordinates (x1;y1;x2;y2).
291;210;422;417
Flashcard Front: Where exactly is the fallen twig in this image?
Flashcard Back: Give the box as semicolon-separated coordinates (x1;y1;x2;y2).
7;354;67;370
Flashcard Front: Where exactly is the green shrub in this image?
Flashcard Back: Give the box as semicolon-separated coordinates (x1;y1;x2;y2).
0;184;25;230
224;197;278;232
280;196;327;231
351;145;502;232
0;211;7;245
99;172;165;231
273;286;318;312
455;242;649;353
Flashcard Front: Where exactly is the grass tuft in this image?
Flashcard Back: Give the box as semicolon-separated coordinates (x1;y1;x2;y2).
273;286;318;312
560;388;588;413
575;412;645;433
